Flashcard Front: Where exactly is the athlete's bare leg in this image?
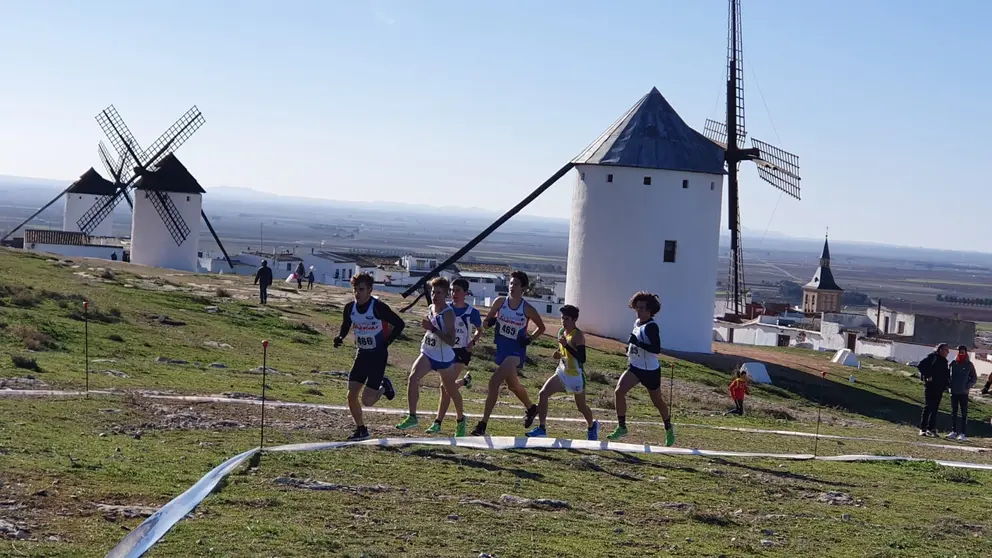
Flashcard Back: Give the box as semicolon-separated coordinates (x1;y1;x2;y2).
573;392;594;428
613;369;641;420
647;387;672;423
435;364;467;422
347;381;365;427
438;366;464;421
536;374;564;428
407;354;433;416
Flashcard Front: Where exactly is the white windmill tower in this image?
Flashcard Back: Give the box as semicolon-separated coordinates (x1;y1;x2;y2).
62;168;118;237
130;154;204;271
567;88;727;352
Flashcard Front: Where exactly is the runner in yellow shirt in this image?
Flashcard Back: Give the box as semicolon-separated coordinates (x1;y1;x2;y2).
525;305;599;440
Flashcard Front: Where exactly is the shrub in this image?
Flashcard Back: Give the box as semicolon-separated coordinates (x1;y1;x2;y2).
588;370;610;385
66;304;122;324
290;321;320;335
10;324;58;351
107;334;125;343
11;355;40;371
215;287;232;298
100;269;116;281
595;393;616;410
11;289;41;308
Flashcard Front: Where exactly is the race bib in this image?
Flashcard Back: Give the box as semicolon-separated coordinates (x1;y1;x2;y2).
454;318;469;348
355;334;377;349
628;344;640;357
421;331;440;349
499;322;521;339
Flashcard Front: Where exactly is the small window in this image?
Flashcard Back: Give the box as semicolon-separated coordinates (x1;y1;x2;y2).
546;304;552;313
607;174;613;183
682;179;689;189
710;181;715;190
186;195;190;202
580;172;585;180
663;240;677;263
897;321;905;334
286;263;291;271
643;176;652;185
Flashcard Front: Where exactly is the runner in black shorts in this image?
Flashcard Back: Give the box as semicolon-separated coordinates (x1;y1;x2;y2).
334;272;405;441
607;291;675;447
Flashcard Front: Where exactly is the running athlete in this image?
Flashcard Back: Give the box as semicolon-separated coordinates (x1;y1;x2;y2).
525;305;598;440
470;270;544;436
333;272;405;441
395;277;466;434
427;278;479;434
607;291;675;446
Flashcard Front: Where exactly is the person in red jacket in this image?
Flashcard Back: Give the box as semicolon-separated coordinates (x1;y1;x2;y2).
729;369;750;415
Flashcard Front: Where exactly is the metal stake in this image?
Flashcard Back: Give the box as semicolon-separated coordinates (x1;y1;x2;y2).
84;301;89;396
260;340;269;450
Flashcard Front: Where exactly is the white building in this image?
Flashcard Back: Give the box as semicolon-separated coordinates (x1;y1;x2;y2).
62;168;118;237
23;229;126;261
129;155;203;272
566;87;726;353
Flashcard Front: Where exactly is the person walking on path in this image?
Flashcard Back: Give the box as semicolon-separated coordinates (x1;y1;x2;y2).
918;343;950;436
307;266;315;290
947;345;977;441
295;262;306;289
253;260;273;305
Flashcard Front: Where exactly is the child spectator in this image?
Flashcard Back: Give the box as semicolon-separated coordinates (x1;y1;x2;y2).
729;369;750;415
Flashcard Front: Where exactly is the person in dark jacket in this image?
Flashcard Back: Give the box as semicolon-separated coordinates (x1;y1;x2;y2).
295;262;306;289
307;266;315;290
917;343;950;436
947;345;977;441
254;260;273;305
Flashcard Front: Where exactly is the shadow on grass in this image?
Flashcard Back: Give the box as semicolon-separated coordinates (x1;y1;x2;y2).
664;348;992;437
382;446;544;481
708;457;854;488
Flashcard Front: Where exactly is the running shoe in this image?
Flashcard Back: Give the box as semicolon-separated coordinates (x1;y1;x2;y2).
395;415;419;430
455;418;467;437
381;376;396;401
523;404;539;428
347;426;370;441
470;421;487;436
607;425;628;440
425;421;442;434
462;371;473;389
665;426;676;447
587;420;599;441
525;426;547;437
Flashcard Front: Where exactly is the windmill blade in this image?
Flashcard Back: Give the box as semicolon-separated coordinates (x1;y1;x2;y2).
0;186;71;241
96;106;142;183
98;142;121;182
200;211;234;269
751;138;801;200
78;146;135;234
146;191;191;246
400;162;574;299
727;0;746;147
703;118;749;151
142;107;205;171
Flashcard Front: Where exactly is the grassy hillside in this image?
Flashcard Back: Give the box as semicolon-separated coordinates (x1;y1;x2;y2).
2;248;992;557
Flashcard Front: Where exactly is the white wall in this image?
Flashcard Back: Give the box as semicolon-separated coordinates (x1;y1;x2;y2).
566;164;724;352
130;191;202;271
26;243;123;261
868;306;915;336
63;193;114;237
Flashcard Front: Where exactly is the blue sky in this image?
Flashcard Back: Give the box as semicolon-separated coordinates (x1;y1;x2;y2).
0;1;989;251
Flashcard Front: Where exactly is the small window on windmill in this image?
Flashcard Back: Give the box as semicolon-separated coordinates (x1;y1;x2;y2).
286;263;291;271
710;182;715;190
663;240;677;263
607;174;614;183
581;172;585;180
682;179;689;189
186;196;190;202
643;176;652;186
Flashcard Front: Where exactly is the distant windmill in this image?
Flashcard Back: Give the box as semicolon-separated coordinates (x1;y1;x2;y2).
701;0;802;316
85;105;233;268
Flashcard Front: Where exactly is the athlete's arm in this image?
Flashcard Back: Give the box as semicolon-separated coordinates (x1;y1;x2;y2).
634;322;662;353
523;303;546;343
482;297;505;329
432;310;457;346
375;302;406;347
335;302;355;346
469;308;484;346
563;330;587;364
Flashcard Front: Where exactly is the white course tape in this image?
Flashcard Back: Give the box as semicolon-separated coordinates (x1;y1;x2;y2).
105;435;992;558
4;389;987;454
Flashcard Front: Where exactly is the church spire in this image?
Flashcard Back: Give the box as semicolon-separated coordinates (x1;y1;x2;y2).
820;231;831;267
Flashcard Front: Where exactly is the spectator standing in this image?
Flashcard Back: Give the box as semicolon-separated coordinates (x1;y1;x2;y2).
728;368;750;415
947;345;977;441
307;266;315;290
295;262;306;289
917;343;950;436
254;260;273;305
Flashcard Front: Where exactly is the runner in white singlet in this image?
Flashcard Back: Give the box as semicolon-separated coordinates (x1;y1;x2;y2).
428;278;480;435
395;277;466;434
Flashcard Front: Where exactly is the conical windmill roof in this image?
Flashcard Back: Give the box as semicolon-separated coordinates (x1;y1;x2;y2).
134;154;206;194
572;87;726;175
66;168;117;196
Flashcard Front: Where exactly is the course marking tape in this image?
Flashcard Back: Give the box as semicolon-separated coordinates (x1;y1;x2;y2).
105;435;992;557
4;389;987;454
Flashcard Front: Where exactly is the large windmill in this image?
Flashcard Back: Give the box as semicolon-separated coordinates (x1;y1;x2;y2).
702;0;802;317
